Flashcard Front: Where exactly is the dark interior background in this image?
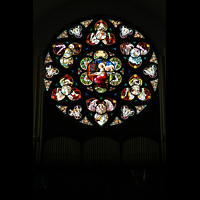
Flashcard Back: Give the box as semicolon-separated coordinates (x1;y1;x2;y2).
33;0;166;199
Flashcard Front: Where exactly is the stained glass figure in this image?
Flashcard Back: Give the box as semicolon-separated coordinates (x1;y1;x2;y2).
137;88;151;101
51;88;65;101
143;65;157;78
45;65;59;78
94;50;108;59
51;74;81;101
44;17;159;127
86;20;115;45
52;42;82;69
52;43;66;55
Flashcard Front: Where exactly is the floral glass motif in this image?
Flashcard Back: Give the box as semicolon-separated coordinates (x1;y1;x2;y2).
143;65;157;78
68;105;82;119
119;25;133;38
69;25;83;38
45;65;59;78
43;17;159;127
121;105;134;120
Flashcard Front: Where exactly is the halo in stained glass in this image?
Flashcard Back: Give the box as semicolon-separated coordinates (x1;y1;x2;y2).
43;16;159;129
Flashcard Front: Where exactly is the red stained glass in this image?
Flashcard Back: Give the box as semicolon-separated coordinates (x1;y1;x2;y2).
44;17;159;127
102;32;116;45
94;20;108;31
52;43;66;55
68;87;81;101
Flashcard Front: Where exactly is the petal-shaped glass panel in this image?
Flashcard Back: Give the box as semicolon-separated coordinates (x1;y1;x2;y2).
94;113;108;126
60;57;74;69
68;43;82;55
52;43;66;55
102;32;116;45
121;87;134;101
136;42;150;55
60;74;74;87
51;88;65;101
129;74;143;86
137;88;151;101
103;98;116;111
120;43;134;55
68;87;81;101
86;98;100;112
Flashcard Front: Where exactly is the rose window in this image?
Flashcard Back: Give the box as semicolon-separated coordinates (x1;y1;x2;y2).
44;17;159;128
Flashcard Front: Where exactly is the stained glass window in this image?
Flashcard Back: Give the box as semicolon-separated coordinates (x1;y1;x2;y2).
44;17;159;128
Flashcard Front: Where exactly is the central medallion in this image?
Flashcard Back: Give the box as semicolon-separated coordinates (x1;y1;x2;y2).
44;17;159;127
80;50;122;93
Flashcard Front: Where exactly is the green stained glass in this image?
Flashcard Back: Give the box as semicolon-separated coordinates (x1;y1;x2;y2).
44;17;159;127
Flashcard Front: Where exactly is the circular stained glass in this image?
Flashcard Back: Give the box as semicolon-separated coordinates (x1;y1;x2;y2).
44;16;159;128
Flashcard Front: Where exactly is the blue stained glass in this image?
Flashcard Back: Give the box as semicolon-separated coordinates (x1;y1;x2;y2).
44;17;159;127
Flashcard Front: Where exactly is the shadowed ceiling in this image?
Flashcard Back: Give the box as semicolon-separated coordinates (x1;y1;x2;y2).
33;0;166;56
